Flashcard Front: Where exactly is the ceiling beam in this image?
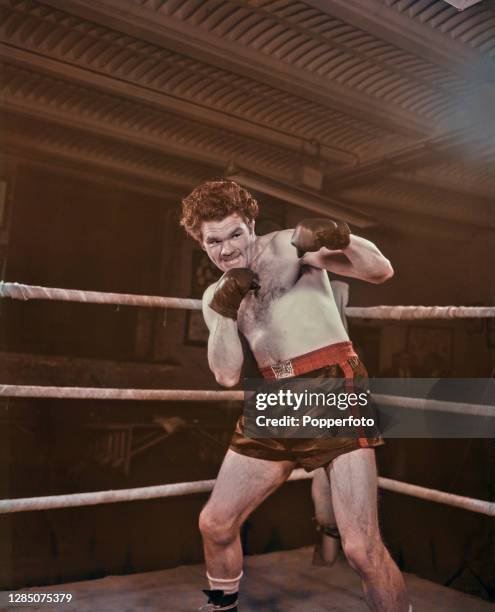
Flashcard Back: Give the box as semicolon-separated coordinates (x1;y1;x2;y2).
227;163;376;227
10;154;188;204
390;169;494;202
6;132;197;197
324;126;487;187
39;0;432;138
337;183;494;228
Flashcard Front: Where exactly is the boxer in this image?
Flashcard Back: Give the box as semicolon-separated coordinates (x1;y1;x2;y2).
180;180;410;611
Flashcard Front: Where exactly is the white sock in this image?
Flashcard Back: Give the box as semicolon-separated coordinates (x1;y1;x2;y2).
207;571;243;594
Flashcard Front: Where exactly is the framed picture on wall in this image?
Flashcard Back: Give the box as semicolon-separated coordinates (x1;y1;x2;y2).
407;326;453;376
184;249;221;346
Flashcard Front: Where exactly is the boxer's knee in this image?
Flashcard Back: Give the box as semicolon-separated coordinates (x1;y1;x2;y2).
341;533;385;576
199;505;239;546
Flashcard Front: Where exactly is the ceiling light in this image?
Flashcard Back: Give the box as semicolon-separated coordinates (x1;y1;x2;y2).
442;0;483;10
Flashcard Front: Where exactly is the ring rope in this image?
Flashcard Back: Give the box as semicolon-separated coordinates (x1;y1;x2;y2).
0;281;202;310
0;386;492;417
0;385;243;402
0;469;311;514
346;305;495;319
373;394;494;418
1;282;494;319
0;472;493;516
377;477;495;517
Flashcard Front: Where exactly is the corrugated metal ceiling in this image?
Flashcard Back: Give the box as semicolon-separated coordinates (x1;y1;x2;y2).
0;0;493;232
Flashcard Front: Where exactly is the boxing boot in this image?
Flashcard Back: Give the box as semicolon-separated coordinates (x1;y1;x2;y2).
199;589;238;611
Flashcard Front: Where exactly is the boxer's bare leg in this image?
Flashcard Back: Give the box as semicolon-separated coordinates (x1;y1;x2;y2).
329;448;409;612
311;467;339;565
199;450;295;578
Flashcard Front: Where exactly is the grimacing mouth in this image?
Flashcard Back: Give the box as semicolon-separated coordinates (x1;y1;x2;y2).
221;253;242;263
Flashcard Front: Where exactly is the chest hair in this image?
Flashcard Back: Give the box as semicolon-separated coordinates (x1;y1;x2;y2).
239;258;299;328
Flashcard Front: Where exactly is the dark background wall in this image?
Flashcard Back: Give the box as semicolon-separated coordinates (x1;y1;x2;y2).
0;162;493;600
2;165;164;359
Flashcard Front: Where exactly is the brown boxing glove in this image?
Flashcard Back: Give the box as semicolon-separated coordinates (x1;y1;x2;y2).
291;218;351;258
209;268;260;320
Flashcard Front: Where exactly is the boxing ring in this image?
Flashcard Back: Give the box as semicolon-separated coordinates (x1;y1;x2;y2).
0;280;493;518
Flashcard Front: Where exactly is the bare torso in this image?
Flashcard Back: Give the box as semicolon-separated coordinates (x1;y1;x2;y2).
236;230;349;367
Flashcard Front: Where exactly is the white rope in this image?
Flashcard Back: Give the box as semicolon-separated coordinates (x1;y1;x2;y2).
0;471;493;516
346;305;495;319
0;282;202;310
373;394;494;418
1;282;493;319
0;469;311;514
0;385;243;401
377;477;495;516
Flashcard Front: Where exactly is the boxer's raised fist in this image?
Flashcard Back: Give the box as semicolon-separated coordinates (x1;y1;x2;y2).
209;268;260;320
291;218;351;258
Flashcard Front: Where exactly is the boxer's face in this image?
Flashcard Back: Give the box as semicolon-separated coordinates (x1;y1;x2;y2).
201;213;256;272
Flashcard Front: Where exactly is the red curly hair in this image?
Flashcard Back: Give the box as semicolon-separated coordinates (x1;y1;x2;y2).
180;179;259;243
